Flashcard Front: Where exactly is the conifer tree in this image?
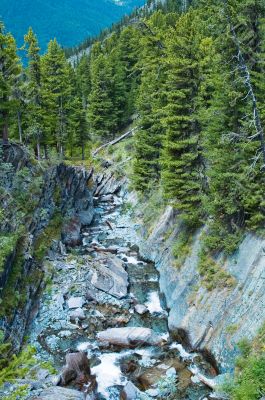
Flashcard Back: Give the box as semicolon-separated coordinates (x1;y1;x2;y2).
161;11;203;225
87;44;115;141
133;12;171;191
0;22;21;144
41;39;72;156
24;27;43;157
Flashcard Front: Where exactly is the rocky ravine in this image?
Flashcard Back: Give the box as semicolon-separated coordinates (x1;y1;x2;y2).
133;202;265;373
3;173;221;400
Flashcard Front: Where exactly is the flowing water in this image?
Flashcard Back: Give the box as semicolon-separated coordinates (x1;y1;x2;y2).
28;190;215;399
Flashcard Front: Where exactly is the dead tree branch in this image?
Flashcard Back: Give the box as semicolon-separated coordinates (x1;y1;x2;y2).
92;127;138;157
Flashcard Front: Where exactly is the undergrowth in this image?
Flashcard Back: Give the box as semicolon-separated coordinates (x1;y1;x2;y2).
223;324;265;400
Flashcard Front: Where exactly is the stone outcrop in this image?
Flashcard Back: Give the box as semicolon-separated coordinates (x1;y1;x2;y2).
0;162;94;352
30;386;85;400
97;327;164;347
136;204;265;372
88;255;128;299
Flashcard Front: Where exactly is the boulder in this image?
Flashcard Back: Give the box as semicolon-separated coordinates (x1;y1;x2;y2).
88;256;128;299
69;308;86;321
135;304;148;315
97;327;163;347
31;386;84;399
59;352;97;396
68;297;84;309
61;216;81;247
120;381;142;400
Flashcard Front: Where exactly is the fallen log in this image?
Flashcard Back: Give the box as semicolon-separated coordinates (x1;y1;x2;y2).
92;127;138;157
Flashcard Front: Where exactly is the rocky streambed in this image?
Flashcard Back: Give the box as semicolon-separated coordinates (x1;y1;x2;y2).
25;184;219;400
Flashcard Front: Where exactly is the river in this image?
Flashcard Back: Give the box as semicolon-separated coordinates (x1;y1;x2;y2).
28;186;215;399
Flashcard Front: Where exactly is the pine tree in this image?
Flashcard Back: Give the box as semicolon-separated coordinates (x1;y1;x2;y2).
87;44;115;141
41;39;72;156
0;22;21;144
133;11;172;191
161;11;203;225
24;27;43;157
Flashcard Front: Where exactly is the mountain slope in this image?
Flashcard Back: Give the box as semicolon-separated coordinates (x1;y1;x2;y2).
0;0;146;50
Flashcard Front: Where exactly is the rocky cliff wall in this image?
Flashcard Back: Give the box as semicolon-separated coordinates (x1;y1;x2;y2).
0;162;94;351
134;203;265;373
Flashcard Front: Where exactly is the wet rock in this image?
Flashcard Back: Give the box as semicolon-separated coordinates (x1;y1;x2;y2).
59;352;97;396
135;304;148;315
88;257;128;299
100;194;114;202
69;308;86;321
97;327;164;347
120;381;142;400
166;367;177;377
68;297;84;309
61;216;82;247
31;386;84;399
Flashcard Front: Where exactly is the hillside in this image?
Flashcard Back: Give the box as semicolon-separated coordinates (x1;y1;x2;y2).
0;0;146;49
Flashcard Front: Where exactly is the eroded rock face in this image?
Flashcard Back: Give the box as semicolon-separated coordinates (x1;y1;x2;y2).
97;327;164;347
30;386;84;400
137;205;265;372
88;255;128;299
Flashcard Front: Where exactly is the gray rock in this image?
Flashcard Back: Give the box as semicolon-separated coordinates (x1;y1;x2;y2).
69;308;86;321
31;386;84;399
135;304;148;315
88;256;128;299
166;367;177;377
68;297;84;309
97;327;164;347
120;381;142;400
146;389;159;397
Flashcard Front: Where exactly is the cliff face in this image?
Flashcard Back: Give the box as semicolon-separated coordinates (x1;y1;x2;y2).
0;161;94;351
136;205;265;373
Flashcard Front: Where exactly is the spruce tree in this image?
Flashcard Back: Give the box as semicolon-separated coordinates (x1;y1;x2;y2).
41;39;72;156
0;22;21;144
24;27;43;157
161;11;203;225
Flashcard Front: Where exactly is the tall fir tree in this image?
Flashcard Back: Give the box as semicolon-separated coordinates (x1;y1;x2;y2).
161;11;203;225
0;22;21;144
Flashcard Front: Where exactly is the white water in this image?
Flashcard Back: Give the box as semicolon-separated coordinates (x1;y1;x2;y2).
145;291;164;313
91;351;131;398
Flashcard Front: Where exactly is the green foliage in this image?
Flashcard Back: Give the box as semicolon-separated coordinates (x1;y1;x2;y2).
33;211;63;262
224;324;265;400
0;345;36;386
0;233;18;273
198;248;236;291
172;227;194;269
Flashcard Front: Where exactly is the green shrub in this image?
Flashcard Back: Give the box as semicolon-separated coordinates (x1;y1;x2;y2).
0;233;18;273
0;346;36;387
224;324;265;400
33;211;63;262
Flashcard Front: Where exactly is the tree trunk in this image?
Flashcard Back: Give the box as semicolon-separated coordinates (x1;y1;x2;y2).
36;141;41;160
17;111;23;144
2;111;9;145
223;0;265;169
44;144;48;160
81;143;85;160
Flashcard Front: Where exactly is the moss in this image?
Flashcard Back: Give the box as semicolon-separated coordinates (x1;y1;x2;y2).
172;227;194;270
0;233;18;273
198;250;236;291
226;324;239;335
33;211;63;262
